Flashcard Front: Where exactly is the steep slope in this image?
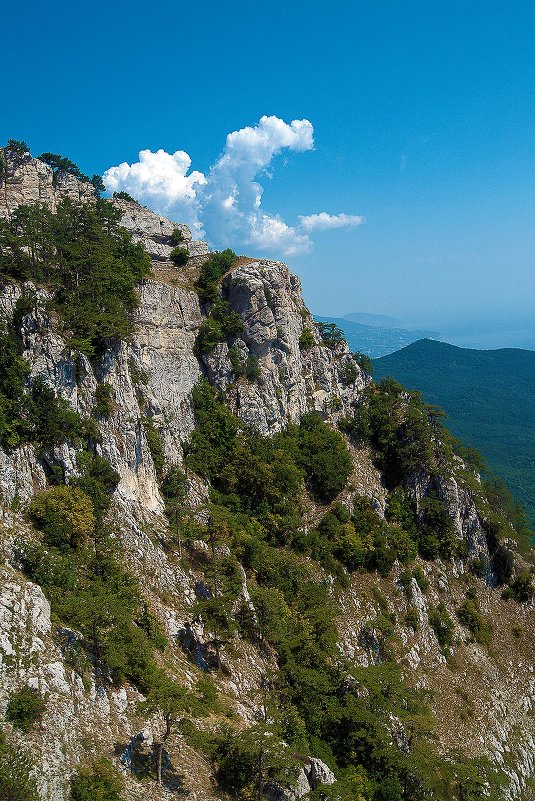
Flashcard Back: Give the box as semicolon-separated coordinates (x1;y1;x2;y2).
374;338;535;526
0;150;533;801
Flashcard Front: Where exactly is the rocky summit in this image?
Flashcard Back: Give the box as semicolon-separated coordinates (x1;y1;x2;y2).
0;148;533;801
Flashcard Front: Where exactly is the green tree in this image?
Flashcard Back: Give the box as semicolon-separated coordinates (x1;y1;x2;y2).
298;413;352;503
170;245;189;266
353;351;373;375
216;722;299;801
29;485;95;549
138;671;195;785
299;327;315;350
428;603;455;650
90;174;106;194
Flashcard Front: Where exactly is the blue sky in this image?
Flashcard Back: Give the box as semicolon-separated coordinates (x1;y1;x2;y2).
2;0;534;328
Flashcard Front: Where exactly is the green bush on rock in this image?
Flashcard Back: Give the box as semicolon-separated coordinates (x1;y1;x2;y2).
6;686;46;732
69;759;124;801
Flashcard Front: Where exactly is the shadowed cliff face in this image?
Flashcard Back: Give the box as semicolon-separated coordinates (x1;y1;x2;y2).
0;156;533;801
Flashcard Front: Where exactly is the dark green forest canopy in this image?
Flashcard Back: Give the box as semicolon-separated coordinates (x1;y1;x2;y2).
374;338;535;528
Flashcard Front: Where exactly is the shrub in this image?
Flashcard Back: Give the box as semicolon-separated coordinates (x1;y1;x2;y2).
170;245;189;266
30;377;83;448
94;382;115;418
0;731;39;801
211;299;243;336
405;606;420;631
161;465;188;505
170;228;184;245
502;571;534;603
69;759;124;801
353;351;373;374
412;566;430;593
298;413;353;503
299;327;315;350
142;417;165;479
341;359;359;384
417;495;457;560
29;485;95;549
194;317;224;355
197;249;237;303
457;594;492;645
195;301;243;356
112;190;135;202
6;687;46;732
72;451;119;522
127;357;149;387
245;354;260;382
428;603;455;650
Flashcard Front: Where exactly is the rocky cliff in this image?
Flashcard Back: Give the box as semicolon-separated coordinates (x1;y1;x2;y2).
0;153;533;801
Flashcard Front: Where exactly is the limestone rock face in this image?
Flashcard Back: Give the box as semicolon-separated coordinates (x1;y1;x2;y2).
0;567;140;801
407;468;494;580
110;197;209;260
264;756;336;801
0;156;533;801
0;150;96;217
200;259;368;434
303;756;336;789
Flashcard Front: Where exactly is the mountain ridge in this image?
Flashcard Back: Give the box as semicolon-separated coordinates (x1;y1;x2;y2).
374;338;535;528
0;147;533;801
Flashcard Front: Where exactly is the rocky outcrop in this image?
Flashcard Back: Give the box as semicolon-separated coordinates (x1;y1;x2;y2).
406;468;494;580
0;150;96;217
264;756;336;801
0;156;533;801
111;197;209;259
0;567;143;801
202;259;367;434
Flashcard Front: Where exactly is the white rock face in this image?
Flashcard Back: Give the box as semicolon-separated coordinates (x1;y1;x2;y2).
0;150;96;216
110;197;209;260
0;569;139;801
201;259;367;434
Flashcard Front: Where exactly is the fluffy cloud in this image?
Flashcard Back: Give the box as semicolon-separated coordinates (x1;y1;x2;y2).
103;116;362;256
299;212;365;232
103;148;206;234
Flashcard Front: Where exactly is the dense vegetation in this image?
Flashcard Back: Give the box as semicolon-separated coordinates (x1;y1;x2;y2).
0;198;151;354
374;338;535;528
6;687;46;733
340;376;533;575
169;381;508;801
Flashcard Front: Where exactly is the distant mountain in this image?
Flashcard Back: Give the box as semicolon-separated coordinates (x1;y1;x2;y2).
374;339;535;525
342;311;437;336
314;315;438;358
343;311;407;328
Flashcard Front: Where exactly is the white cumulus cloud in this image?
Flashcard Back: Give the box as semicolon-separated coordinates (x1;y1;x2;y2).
103;116;362;257
298;212;365;232
103;148;206;233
